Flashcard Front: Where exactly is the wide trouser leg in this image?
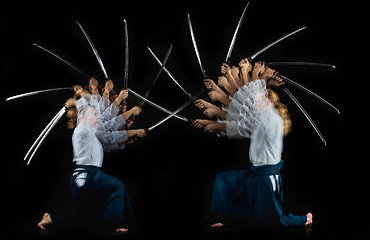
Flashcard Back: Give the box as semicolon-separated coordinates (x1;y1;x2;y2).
93;170;136;233
252;174;307;228
210;170;249;224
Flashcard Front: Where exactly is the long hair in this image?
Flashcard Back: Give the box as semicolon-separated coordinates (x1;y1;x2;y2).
66;108;77;129
267;89;291;136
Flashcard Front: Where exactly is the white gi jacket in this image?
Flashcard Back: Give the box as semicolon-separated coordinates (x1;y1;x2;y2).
220;80;284;167
72;94;128;167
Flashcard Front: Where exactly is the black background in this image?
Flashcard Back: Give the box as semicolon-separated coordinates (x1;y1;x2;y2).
1;1;366;239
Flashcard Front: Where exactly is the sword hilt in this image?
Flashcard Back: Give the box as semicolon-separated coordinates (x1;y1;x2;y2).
278;83;286;90
202;71;211;80
274;73;286;90
203;75;214;92
247;56;253;64
188;118;194;126
127;114;136;122
221;61;232;84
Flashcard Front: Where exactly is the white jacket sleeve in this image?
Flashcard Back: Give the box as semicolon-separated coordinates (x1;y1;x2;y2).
221;80;273;139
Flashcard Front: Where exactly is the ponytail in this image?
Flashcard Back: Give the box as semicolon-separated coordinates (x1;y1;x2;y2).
275;102;291;136
267;89;291;136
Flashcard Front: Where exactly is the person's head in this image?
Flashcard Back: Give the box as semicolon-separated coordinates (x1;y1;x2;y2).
253;87;272;113
267;89;291;136
77;106;99;128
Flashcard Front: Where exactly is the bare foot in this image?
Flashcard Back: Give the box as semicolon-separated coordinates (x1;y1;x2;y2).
37;213;53;230
115;228;128;233
211;222;224;228
304;212;313;227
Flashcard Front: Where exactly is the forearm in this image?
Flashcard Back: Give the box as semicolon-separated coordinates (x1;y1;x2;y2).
122;109;133;120
231;70;242;88
240;68;251;85
251;71;260;81
216;123;226;133
102;89;110;99
223;83;237;97
225;72;238;90
126;129;146;138
91;87;100;95
213;85;228;98
234;75;245;88
204;122;226;134
205;101;221;110
219;95;231;107
113;95;123;107
126;130;137;138
214;109;227;120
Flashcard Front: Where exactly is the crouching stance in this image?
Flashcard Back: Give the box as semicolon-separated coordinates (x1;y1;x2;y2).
38;84;146;235
193;79;312;230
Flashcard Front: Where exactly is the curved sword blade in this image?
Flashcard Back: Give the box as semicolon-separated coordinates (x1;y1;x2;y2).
24;107;66;161
123;19;129;89
147;46;193;98
128;88;189;122
268;61;335;69
25;107;66;165
280;75;340;114
76;21;109;79
283;87;326;146
33;43;91;80
187;13;209;79
249;26;307;61
148;89;204;131
225;1;250;64
140;44;173;106
6;87;71;101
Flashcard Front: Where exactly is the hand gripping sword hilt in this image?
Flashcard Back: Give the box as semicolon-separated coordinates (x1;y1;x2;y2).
187;118;194;126
202;74;213;92
222;61;231;82
121;89;128;107
127;104;142;121
223;61;232;67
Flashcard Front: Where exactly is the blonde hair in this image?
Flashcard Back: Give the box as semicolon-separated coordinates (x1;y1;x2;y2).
267;89;291;136
66;108;77;129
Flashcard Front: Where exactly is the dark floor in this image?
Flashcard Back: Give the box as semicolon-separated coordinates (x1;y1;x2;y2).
4;211;369;240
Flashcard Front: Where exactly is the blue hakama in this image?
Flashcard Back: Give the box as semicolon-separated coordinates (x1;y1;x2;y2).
212;80;308;229
210;161;307;228
51;166;136;234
